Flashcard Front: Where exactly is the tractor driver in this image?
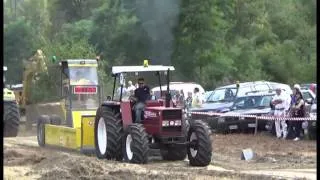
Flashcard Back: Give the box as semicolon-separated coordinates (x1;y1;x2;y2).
131;77;151;123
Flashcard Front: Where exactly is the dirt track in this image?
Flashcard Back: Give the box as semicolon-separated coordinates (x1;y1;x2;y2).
3;125;317;180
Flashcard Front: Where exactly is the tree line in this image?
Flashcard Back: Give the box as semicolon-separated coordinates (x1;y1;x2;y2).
4;0;316;101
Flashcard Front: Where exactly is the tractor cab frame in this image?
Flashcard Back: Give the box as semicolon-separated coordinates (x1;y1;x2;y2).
108;64;176;126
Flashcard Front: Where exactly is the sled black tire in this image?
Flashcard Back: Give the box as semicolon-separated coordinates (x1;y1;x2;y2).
160;145;187;161
4;101;20;137
94;106;123;160
187;120;212;166
123;124;149;164
37;115;50;147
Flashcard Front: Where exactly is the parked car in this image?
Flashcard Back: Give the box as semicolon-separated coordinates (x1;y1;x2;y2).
190;81;291;115
204;91;214;101
213;91;275;133
152;82;205;100
306;97;316;140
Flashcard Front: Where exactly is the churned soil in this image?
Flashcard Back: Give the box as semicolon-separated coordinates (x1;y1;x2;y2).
3;124;316;180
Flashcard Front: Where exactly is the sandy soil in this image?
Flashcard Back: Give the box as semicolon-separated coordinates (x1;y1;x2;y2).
3;124;317;180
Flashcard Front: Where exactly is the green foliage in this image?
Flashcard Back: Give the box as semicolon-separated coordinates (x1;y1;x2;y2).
4;17;36;83
3;0;316;103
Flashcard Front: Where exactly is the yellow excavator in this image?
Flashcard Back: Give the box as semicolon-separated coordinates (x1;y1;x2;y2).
22;49;101;153
3;66;21;137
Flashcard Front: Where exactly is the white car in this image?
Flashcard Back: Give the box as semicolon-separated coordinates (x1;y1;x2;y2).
152;82;205;99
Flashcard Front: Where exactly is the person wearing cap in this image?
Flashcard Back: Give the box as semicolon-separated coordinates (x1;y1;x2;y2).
271;87;288;139
290;84;305;141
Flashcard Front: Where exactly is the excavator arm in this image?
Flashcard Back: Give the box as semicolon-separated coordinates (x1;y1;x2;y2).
22;49;48;106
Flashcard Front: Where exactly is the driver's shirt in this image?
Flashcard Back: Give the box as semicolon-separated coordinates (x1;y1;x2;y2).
134;85;150;103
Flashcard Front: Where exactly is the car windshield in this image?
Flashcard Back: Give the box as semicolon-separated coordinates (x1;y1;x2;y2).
69;67;99;85
206;88;237;103
153;90;179;99
232;95;273;110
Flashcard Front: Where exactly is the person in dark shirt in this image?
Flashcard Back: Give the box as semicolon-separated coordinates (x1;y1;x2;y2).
133;77;150;123
290;85;305;141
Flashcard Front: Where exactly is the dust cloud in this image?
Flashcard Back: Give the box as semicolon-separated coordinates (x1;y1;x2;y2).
135;0;181;65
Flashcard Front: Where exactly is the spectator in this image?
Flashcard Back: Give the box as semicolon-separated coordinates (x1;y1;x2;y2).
192;87;203;108
127;80;136;93
185;92;193;110
271;87;288;139
287;87;298;138
178;90;185;107
290;84;305;141
150;91;156;100
117;85;127;97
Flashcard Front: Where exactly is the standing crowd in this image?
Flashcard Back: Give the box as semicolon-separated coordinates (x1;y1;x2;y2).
271;84;307;141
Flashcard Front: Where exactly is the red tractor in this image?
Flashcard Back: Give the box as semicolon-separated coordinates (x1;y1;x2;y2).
94;62;212;166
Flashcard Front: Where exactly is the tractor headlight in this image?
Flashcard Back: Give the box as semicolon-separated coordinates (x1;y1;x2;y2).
174;120;181;126
169;121;175;126
218;117;225;123
162;121;169;127
162;120;182;127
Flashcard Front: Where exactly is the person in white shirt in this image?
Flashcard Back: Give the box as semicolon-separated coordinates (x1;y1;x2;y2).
192;87;203;108
127;80;136;96
127;81;136;92
271;87;288;139
117;84;127;97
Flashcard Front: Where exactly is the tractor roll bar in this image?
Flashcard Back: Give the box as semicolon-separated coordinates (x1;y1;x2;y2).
112;75;116;101
165;68;171;107
156;72;162;97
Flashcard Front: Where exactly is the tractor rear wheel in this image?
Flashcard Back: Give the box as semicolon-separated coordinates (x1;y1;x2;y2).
94;106;123;160
160;145;187;161
37;115;50;147
4;101;20;137
187;120;212;166
123;124;149;164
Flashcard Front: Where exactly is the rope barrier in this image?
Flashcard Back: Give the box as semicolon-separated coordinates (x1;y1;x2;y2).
190;111;316;121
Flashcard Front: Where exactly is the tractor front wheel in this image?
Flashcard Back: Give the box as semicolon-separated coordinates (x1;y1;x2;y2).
123;124;149;164
94;106;123;160
187;120;212;166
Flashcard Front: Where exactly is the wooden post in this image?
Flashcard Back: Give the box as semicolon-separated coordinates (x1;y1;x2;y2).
254;117;258;135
